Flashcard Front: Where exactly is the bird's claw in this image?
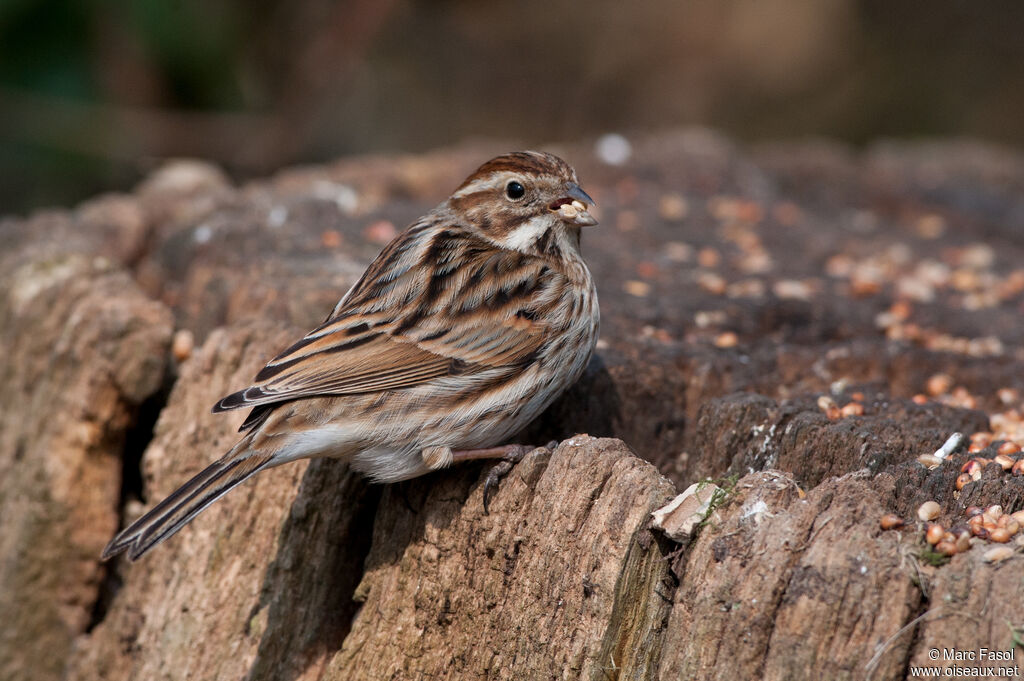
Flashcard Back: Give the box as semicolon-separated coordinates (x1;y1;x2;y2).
482;442;558;514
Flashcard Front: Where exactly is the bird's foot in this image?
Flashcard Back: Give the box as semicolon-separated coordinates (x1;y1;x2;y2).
475;441;558;514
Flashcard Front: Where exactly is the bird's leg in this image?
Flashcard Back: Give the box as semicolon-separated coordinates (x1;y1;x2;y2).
449;444;529;464
448;441;558;514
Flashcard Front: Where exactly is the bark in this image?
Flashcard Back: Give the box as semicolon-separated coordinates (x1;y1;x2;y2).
0;252;172;681
333;437;674;681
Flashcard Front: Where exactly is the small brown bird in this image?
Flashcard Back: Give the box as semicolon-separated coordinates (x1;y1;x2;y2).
103;151;600;561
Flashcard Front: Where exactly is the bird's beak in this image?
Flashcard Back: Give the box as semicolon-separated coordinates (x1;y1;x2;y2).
551;183;598;226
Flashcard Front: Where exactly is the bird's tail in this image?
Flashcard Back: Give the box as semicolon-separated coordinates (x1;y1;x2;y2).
102;448;274;561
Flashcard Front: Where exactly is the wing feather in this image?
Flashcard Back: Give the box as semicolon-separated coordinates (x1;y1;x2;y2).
213;221;556;414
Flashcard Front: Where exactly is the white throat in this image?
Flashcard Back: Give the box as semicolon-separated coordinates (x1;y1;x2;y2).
502;214;557;252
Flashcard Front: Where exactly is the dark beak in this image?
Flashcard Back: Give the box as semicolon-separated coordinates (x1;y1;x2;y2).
567;183;596;207
551;183;598;226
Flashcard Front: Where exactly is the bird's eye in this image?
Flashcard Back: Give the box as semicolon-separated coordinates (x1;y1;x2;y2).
505;181;525;200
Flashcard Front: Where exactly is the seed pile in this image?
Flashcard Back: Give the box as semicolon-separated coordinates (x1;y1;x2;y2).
880;502;1024;561
955;439;1024;489
916;430;1024;480
923;503;1023;559
963;504;1023;544
881;384;1024;562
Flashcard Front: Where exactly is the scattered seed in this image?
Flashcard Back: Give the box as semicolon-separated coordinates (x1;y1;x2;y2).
363;220;397;245
994;454;1015;471
951;527;968;541
917;454;943;469
955;533;972;553
997;441;1021;456
636;261;659;279
983;546;1015;563
880;514;905;530
1013;459;1024;476
658;194;689;222
696;271;726;294
997;388;1019;404
912;394;929;405
714;331;739;348
926;373;954;396
665;241;693;262
952;390;979;410
694;310;727;328
935;540;958;556
990;528;1012;543
171;329;194;362
850;277;882;297
773;279;814;301
918;501;941;522
697;247;720;268
926;523;945;545
965;506;984;517
840;402;864;417
623;280;651;298
970;431;993;448
955;473;972;490
915;213;946;239
960;459;982;475
320;229;342;248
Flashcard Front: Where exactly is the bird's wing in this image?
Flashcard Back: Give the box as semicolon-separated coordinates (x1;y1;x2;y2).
213;223;556;414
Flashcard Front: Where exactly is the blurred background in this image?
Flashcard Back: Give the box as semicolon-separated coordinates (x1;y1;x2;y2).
1;0;1022;214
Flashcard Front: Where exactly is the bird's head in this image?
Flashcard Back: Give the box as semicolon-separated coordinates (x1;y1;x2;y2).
447;151;597;256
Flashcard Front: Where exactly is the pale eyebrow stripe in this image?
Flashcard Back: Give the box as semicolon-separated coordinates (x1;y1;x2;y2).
450;172;518;199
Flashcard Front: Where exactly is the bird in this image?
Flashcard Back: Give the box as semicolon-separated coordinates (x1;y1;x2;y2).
102;151;600;561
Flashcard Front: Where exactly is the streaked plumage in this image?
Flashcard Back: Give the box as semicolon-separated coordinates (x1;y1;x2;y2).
103;151;600;561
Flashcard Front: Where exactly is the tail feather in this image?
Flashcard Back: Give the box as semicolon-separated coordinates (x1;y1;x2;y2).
102;451;274;561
